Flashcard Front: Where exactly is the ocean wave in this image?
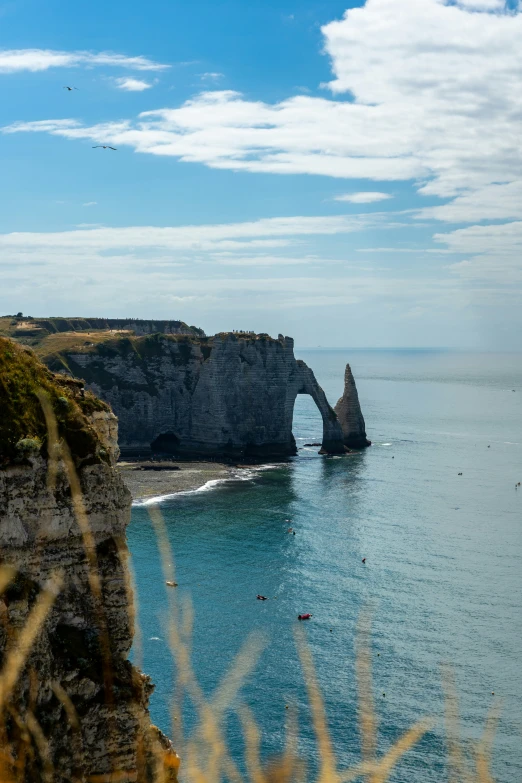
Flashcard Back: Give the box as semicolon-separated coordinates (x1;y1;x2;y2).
132;463;282;507
132;478;231;506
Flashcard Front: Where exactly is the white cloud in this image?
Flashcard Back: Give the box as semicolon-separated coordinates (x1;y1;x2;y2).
455;0;505;9
418;182;522;223
199;72;224;82
356;247;451;253
435;220;522;257
0;213;385;254
3;0;521;229
216;255;327;266
0;48;169;73
334;192;392;204
83;201;97;207
434;220;522;284
114;77;154;92
0;215;495;322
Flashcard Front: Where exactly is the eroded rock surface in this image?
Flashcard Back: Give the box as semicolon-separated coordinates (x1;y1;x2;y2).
47;333;346;459
0;338;177;783
334;363;371;449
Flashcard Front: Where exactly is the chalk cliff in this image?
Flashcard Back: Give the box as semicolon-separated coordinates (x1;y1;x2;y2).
334;363;371;449
0;338;177;782
45;332;346;459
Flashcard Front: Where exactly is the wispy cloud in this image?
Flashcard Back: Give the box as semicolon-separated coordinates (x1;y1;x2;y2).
418;182;522;223
334;192;392;204
114;77;154;92
216;255;326;266
0;213;387;253
199;72;224;82
0;48;169;73
83;201;97;207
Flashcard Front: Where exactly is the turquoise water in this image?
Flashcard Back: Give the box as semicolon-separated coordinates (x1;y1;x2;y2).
128;350;522;782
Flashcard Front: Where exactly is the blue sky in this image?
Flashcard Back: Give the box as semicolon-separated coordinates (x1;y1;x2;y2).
1;0;521;347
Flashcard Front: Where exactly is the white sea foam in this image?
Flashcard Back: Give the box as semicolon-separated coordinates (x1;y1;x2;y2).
132;463;282;507
132;478;229;506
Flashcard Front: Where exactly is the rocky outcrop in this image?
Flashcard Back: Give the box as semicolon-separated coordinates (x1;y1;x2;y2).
334;364;371;449
45;332;347;459
0;338;178;782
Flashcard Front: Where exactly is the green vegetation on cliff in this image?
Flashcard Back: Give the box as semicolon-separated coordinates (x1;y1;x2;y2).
0;315;205;352
0;337;108;465
39;331;283;390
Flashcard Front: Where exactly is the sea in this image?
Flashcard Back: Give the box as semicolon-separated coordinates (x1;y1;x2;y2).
127;349;522;783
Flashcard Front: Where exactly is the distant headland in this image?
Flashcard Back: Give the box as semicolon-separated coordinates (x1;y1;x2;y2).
2;315;370;461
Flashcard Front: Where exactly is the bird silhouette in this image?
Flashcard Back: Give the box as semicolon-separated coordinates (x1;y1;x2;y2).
92;146;117;150
63;86;78;91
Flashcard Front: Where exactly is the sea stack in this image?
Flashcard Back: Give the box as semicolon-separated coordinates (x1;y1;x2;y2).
334;363;371;449
0;338;178;783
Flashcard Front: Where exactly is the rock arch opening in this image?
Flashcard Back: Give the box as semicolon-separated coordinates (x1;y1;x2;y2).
292;393;324;450
286;363;345;456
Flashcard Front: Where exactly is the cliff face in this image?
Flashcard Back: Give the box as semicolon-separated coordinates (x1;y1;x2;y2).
46;333;346;459
334;363;371;449
0;338;177;782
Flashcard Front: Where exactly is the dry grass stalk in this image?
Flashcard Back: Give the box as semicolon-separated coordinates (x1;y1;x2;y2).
354;611;377;768
148;505;258;783
37;390;114;699
147;504;438;783
475;703;500;783
0;389;503;783
294;625;338;783
240;705;266;783
0;572;62;711
0;566;16;597
26;709;53;783
442;665;474;783
52;681;85;783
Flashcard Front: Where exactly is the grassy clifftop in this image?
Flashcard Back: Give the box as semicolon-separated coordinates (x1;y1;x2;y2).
0;337;109;465
37;331;283;370
0;315;204;351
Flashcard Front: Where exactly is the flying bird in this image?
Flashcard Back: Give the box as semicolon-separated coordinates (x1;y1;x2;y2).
92;146;117;150
63;86;78;91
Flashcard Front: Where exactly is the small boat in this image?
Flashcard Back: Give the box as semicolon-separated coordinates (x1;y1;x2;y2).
257;595;268;601
166;581;178;587
298;613;312;620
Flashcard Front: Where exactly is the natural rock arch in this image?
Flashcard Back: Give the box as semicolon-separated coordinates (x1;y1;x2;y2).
285;360;345;455
50;332;352;459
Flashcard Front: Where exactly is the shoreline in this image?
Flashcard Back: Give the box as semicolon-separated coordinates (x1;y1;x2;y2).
119;447;348;505
118;460;237;503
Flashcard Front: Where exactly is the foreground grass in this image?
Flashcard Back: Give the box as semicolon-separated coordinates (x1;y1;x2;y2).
0;393;501;783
